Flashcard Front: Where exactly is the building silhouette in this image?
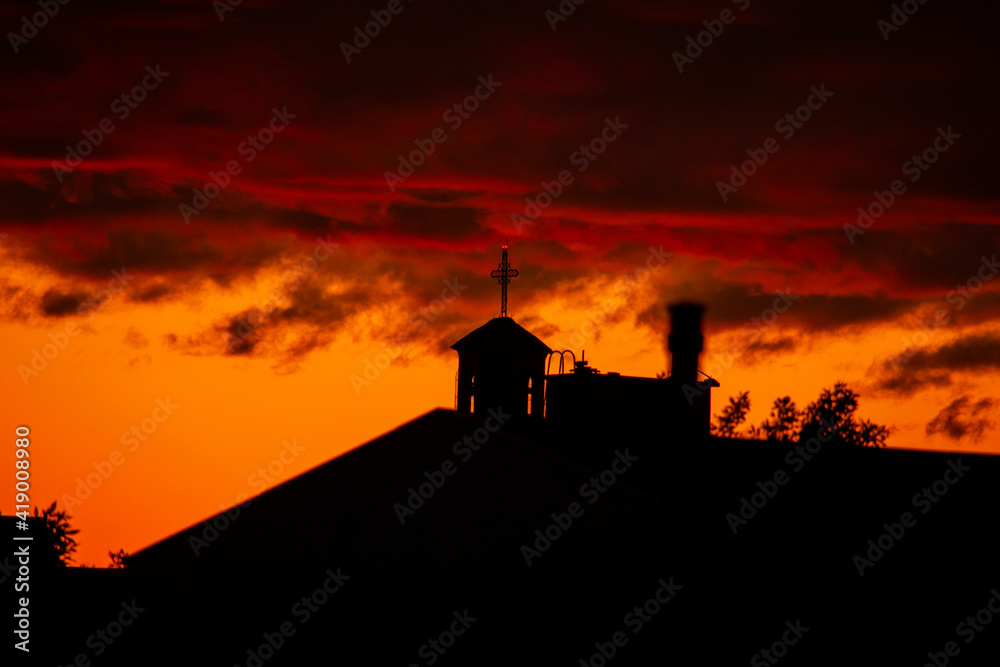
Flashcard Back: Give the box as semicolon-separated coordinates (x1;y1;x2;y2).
452;317;550;418
20;245;1000;667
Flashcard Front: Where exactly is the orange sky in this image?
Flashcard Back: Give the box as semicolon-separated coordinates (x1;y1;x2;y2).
3;251;999;565
2;0;999;565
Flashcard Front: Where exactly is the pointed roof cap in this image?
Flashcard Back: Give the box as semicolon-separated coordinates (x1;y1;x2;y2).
451;317;552;356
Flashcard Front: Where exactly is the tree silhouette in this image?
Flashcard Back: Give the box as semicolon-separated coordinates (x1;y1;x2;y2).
109;548;130;569
36;501;79;567
752;396;800;441
847;416;891;448
733;384;889;447
713;391;751;438
798;382;889;447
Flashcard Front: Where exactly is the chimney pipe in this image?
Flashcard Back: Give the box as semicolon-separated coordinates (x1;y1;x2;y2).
668;303;704;386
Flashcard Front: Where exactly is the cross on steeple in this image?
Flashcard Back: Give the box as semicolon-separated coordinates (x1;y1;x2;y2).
490;241;518;318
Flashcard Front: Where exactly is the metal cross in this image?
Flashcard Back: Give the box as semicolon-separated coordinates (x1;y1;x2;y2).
490;241;518;318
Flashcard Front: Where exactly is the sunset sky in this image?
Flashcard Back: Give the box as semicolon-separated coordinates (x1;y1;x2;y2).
2;0;998;565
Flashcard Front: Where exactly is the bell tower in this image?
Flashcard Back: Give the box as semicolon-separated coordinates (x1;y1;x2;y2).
451;243;551;418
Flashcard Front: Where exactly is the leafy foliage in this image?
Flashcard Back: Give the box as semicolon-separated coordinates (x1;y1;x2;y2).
713;391;751;438
109;548;130;569
715;383;890;447
750;396;800;441
36;501;79;567
798;382;889;447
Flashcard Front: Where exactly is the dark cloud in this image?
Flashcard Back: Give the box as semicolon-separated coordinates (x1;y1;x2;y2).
129;283;174;303
0;280;32;322
1;0;998;383
839;224;1000;292
66;229;221;274
163;244;516;366
0;173;162;225
170;274;377;364
39;288;89;317
26;228;290;281
265;208;334;236
0;178;60;222
875;332;1000;396
639;277;915;335
788;295;917;332
891;332;1000;372
742;336;798;362
124;327;149;349
926;395;997;443
875;370;952;398
383;203;485;240
223;308;266;357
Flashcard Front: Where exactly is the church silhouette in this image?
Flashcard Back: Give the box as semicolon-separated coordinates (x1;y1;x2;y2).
16;245;1000;667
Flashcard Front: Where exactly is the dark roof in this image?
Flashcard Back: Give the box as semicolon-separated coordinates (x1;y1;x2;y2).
450;317;552;356
107;406;1000;665
129;408;654;588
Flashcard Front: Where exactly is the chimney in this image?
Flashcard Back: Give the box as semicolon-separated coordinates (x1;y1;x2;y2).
668;303;704;386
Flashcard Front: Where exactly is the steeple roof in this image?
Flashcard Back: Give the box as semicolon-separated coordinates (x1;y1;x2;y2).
450;317;552;356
